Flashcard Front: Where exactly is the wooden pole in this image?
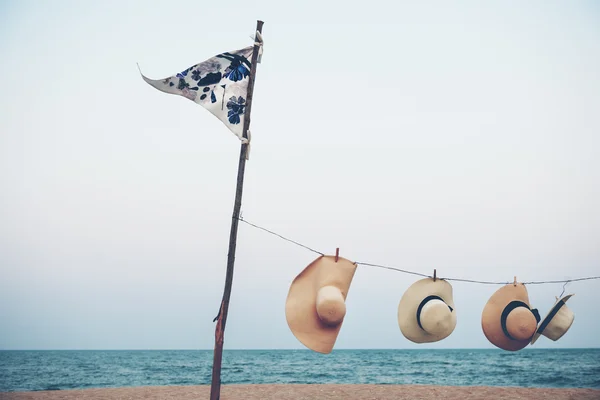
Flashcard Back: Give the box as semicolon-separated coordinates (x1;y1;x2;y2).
209;20;264;400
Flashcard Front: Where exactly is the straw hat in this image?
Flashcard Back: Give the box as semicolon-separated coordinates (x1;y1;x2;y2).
398;278;457;343
481;283;541;351
285;255;357;354
530;294;574;345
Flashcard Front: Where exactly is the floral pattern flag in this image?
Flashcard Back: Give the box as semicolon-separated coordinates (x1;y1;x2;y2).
140;46;254;141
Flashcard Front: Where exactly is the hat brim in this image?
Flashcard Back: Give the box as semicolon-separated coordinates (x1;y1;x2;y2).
285;255;357;354
398;278;456;343
481;284;535;351
530;294;574;345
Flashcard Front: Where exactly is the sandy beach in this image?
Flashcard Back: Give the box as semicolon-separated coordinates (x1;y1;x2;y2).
2;384;599;400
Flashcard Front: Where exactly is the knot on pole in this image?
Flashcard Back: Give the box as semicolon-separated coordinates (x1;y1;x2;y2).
213;302;223;322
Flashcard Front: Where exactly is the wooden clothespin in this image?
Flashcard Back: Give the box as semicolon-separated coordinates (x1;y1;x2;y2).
335;248;339;262
433;269;437;282
513;276;517;287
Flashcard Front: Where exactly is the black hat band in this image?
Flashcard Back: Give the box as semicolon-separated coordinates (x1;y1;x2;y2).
416;295;453;331
536;299;566;335
501;300;541;340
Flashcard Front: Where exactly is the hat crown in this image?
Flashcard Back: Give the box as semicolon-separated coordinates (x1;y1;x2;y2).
505;307;537;340
316;285;346;326
419;299;454;336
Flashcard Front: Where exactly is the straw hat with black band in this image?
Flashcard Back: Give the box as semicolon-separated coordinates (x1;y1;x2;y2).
398;277;457;343
481;282;540;351
530;294;575;345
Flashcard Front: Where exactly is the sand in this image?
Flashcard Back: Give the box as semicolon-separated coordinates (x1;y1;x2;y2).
1;385;599;400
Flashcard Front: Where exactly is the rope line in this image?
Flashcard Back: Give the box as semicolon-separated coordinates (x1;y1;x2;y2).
237;217;600;286
238;217;324;256
522;276;600;285
353;262;431;279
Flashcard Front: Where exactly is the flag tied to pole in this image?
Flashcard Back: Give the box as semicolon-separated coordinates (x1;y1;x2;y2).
140;39;260;141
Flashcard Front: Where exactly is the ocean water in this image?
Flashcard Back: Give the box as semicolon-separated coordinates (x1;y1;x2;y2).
1;349;599;392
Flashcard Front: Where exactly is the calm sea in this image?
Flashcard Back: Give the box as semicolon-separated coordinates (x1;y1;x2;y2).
1;349;599;392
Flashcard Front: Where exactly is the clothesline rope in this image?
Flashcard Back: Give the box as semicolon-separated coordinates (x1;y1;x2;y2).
237;217;325;256
237;217;600;286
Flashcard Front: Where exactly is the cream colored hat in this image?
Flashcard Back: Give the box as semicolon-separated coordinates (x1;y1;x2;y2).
530;294;574;345
285;255;357;354
481;283;541;351
398;278;457;343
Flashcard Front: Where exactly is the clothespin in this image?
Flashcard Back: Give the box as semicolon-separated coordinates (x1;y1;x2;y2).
433;269;437;282
335;248;339;263
256;31;264;63
249;31;264;63
242;130;251;160
513;276;517;287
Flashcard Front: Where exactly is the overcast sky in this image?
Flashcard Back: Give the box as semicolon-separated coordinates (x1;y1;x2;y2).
1;0;599;351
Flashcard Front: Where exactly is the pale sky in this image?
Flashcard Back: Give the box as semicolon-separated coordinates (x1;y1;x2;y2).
1;0;599;350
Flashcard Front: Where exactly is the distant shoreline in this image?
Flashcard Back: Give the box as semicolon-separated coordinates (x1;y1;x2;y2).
2;385;600;400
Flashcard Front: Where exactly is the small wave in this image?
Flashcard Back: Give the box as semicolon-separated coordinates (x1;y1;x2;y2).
41;385;62;391
590;380;600;388
394;371;435;378
269;370;296;376
410;360;454;366
306;372;330;379
168;380;196;386
497;353;520;357
531;375;575;386
490;364;522;370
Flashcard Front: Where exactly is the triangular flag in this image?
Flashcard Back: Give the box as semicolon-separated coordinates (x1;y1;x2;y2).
140;46;254;141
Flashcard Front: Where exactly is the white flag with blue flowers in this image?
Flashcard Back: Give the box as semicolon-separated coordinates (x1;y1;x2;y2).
140;46;254;140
